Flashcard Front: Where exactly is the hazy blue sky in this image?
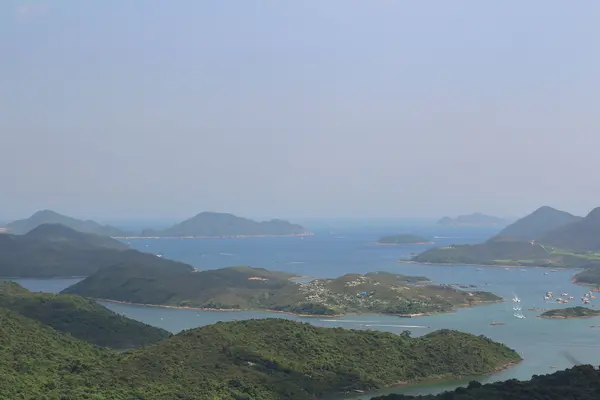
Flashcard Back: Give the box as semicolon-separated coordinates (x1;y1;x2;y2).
2;1;599;221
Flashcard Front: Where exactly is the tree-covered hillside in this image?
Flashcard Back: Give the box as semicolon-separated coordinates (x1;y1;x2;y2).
0;281;170;349
371;365;600;400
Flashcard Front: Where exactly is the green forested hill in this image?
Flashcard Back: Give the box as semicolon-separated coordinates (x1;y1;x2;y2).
495;206;581;241
371;365;600;400
0;311;521;400
540;207;600;251
0;281;170;349
413;206;599;267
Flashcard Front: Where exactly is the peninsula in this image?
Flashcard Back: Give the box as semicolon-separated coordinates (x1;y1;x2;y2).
0;309;521;399
0;223;194;278
377;234;432;245
137;211;311;238
0;281;170;348
540;306;600;319
413;206;600;269
62;265;501;316
437;213;506;227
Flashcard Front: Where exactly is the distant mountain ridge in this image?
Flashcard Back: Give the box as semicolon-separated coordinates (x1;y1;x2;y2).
6;210;130;236
414;206;600;269
140;211;310;238
437;213;506;227
495;206;581;241
540;207;600;251
0;223;193;278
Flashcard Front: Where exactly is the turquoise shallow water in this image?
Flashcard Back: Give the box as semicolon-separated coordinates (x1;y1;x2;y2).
12;225;600;398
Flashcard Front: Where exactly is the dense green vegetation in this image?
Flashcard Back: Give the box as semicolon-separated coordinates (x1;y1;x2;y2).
6;209;130;236
140;211;309;237
0;281;170;348
540;306;600;319
63;266;500;316
378;234;430;244
371;365;600;400
0;223;193;278
0;311;521;400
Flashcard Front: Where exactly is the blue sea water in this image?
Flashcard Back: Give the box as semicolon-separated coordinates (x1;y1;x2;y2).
13;223;600;399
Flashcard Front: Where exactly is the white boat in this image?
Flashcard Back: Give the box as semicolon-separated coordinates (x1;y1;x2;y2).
512;296;521;303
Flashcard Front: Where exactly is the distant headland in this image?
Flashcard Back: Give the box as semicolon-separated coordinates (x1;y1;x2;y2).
2;210;311;239
413;206;600;274
540;306;600;319
437;213;507;227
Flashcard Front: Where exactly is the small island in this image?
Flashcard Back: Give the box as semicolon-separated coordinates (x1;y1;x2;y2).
437;213;506;227
62;266;502;317
377;234;432;245
137;211;311;238
540;306;600;319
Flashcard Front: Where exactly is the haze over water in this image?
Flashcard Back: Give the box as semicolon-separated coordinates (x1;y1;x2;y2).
15;224;600;399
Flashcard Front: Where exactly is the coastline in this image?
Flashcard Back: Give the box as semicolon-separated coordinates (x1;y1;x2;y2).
570;276;600;290
95;297;502;318
346;360;521;397
539;315;600;319
397;260;571;270
112;232;314;240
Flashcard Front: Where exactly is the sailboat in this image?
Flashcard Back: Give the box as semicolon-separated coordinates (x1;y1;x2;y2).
512;295;521;303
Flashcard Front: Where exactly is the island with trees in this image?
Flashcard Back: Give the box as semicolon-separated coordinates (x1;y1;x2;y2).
0;280;170;349
377;234;432;245
138;211;311;238
437;213;507;227
3;209;312;239
0;307;521;399
62;266;501;317
413;206;600;270
539;306;600;319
